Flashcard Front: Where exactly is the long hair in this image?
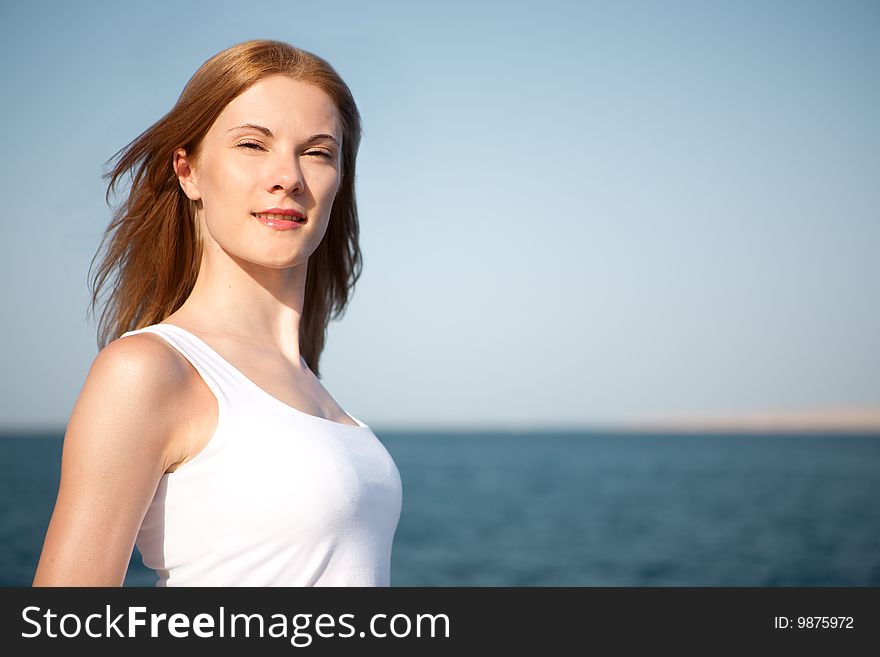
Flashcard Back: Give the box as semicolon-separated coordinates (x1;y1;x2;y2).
89;39;363;377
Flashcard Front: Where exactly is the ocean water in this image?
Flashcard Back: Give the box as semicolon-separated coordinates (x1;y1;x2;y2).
2;430;879;586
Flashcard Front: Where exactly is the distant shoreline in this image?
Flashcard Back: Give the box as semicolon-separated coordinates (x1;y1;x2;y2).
619;407;880;434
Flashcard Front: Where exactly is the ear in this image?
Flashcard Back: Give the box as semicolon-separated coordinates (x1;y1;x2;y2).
173;148;201;201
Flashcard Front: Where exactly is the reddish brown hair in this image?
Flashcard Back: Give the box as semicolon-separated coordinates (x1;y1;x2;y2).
89;39;363;377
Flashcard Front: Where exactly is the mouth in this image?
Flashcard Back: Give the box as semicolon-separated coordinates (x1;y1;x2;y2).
251;212;307;224
251;212;307;231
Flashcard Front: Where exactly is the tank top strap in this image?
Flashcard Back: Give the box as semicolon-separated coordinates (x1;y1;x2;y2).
119;323;248;416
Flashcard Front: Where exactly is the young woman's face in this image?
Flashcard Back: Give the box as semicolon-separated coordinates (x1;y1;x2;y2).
176;74;343;270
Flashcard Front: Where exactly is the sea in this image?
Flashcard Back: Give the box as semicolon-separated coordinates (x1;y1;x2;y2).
2;429;879;587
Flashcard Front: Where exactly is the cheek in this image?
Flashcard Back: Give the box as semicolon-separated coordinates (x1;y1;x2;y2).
315;169;342;203
201;159;256;212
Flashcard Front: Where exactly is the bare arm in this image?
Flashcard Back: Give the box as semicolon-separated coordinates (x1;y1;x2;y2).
33;334;187;586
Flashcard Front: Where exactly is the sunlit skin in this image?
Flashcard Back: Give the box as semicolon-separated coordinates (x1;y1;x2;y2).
170;74;344;363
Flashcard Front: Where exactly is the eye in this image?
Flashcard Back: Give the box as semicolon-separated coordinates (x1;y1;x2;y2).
305;150;334;159
236;141;265;151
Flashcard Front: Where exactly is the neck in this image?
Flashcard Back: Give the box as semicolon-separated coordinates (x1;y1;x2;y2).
175;245;307;363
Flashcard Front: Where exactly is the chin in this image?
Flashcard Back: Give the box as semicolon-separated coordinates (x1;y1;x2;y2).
255;253;307;270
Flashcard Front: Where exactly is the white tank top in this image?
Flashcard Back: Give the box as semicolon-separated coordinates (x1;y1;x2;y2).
118;322;402;587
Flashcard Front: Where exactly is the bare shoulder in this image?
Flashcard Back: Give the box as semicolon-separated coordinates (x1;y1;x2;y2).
92;331;218;472
94;331;190;389
70;331;194;462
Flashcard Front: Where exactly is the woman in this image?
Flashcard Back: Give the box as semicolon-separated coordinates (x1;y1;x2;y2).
33;40;402;586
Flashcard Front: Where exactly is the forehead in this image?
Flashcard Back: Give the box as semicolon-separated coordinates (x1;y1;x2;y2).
212;75;341;140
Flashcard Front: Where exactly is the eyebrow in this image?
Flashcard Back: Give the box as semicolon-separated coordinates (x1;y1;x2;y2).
226;123;340;146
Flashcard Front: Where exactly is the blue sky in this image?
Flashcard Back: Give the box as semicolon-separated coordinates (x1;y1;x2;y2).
1;0;878;430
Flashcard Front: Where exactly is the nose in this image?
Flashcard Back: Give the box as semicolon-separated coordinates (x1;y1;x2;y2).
267;153;304;195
